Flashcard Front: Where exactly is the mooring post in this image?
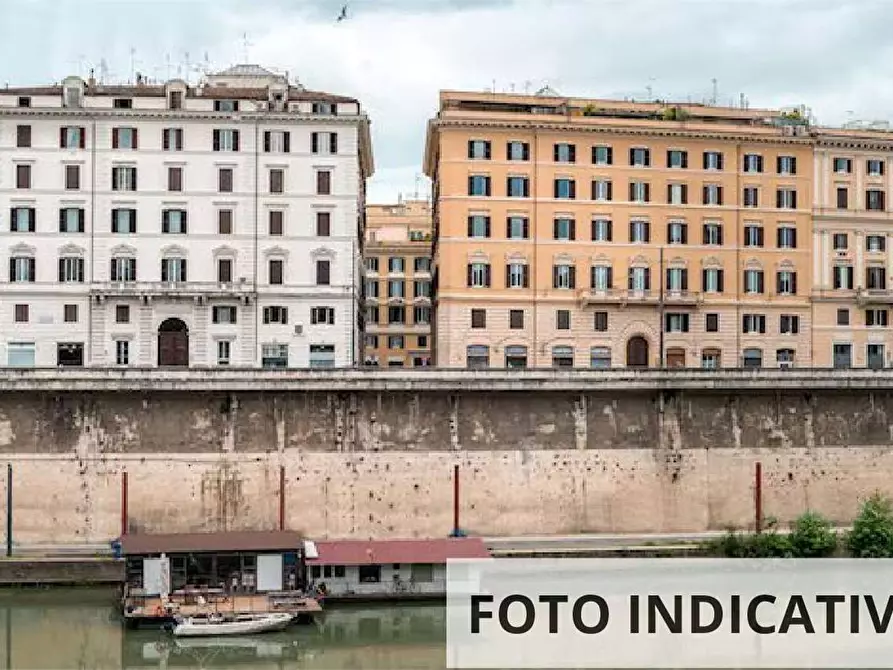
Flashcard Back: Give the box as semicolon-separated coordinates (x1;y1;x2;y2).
121;470;128;536
755;461;763;534
279;465;286;531
6;464;11;557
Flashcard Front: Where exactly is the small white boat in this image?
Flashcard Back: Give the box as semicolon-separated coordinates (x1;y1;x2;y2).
171;612;294;637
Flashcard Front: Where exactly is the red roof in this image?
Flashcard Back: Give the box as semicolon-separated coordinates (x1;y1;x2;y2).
305;537;490;566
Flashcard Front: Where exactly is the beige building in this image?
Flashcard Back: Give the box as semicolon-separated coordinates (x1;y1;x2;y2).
363;198;433;366
813;128;893;368
424;90;814;369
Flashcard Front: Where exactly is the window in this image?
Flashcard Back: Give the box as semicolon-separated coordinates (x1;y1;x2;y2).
556;310;571;330
316;211;331;236
365;280;379;298
743;154;763;173
212;129;239;151
777;156;797;175
388;306;405;323
116;305;130;323
868;344;886;370
311;307;336;325
506;263;528;288
744;269;764;294
414;257;430;273
467;215;490;238
508;176;530;198
665;267;688;291
777;226;797;249
65;165;80;190
217;340;232;366
592;145;612;165
742;314;767;334
54;344;83;371
776;270;797;295
554;143;575;163
115;341;130;365
591;346;611;369
366;257;380;273
866;266;886;289
836;308;850;326
591;218;612;242
263;306;288;324
664;313;690;333
553;217;575;240
316;170;332;195
592;312;609;332
17;97;30;108
467;262;490;287
414;306;431;323
629;220;650;243
413;280;431;298
269;211;284;236
867;235;886;252
162;128;183;151
702;268;724;293
161;209;187;234
161;257;187;282
702;222;722;245
867;189;886;211
266;130;292;153
468;175;491;196
16;125;31;148
9;257;35;282
468;140;491;159
110;257;136;282
467;345;490;368
667;183;688;205
218;168;233;193
628;267;651;291
217;258;233;283
388;257;405;273
218;210;233;234
667;221;687;245
705;314;719;332
16;164;31;189
702;350;721;369
744;225;764;247
552;346;574;368
387;279;405;298
833;233;848;250
113;98;132;109
867;159;885;177
507;216;529;239
112;127;138;150
702;184;723;206
590;265;612;291
316;259;331;285
667;150;688;168
833;157;852;174
833;343;852;369
167;167;183;192
553;264;575;289
214;100;239;112
261;343;289;369
629;181;650;203
112;166;137;191
312;102;336;115
833;265;854;289
63;85;82;108
269;168;284;194
866;309;889;327
743;187;759;207
58;256;85;283
509;310;524;329
63;304;78;323
776;188;797;209
212;306;238;324
14;304;28;323
629;148;650;167
59;208;85;233
270;259;284;285
587;179;613;203
780;315;800;334
703;151;724;170
507;141;529;161
471;309;486;328
388;335;404;348
10;207;36;233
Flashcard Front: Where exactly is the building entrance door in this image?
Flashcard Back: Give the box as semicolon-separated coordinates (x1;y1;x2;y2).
158;318;189;367
626;336;649;368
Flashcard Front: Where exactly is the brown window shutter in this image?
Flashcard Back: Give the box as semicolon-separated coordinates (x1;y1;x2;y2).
283;132;290;153
263;131;271;153
59;127;65;148
232;131;240;152
330;133;338;153
311;132;319;153
112;128;119;149
162;129;169;151
132;128;138;150
213;129;220;151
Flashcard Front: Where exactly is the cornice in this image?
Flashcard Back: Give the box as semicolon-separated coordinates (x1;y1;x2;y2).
815;137;893;151
431;118;815;146
0;108;368;126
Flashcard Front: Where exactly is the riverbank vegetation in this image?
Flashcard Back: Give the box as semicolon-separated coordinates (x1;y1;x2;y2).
705;493;893;558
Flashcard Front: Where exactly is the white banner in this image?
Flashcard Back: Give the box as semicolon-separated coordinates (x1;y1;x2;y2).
446;558;893;668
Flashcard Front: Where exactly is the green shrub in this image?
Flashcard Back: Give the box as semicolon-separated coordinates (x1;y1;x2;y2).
789;511;837;557
847;493;893;557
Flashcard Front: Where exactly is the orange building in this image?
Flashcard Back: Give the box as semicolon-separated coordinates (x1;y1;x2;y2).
363;198;433;366
424;90;814;369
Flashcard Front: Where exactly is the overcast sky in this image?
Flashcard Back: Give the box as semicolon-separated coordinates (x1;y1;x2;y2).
2;0;892;203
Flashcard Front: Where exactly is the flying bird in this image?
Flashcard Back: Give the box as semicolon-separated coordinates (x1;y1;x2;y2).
336;4;348;21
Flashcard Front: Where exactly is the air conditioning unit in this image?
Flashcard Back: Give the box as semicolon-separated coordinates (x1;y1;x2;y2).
294;324;303;335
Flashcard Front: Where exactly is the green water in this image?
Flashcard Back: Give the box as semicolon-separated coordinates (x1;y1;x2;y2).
0;588;447;669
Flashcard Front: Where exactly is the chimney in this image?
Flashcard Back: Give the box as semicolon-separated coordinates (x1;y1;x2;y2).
136;72;144;86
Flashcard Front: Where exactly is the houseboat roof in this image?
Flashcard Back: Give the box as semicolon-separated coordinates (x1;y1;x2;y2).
119;530;304;555
304;537;490;566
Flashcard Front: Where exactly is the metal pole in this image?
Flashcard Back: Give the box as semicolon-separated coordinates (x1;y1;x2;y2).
658;246;665;367
279;465;286;531
755;461;763;533
121;470;128;536
5;464;11;557
452;464;460;535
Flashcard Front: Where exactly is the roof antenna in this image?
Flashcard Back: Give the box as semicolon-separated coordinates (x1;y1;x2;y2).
129;47;136;84
241;33;252;63
710;78;718;106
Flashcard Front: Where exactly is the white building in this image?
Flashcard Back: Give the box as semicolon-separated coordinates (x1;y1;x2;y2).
0;64;373;368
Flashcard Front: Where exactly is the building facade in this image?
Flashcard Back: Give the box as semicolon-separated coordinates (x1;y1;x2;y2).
812;128;893;368
363;198;433;366
0;64;373;368
424;90;814;369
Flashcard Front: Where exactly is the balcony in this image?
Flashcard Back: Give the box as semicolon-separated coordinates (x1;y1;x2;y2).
365;322;431;335
579;289;626;306
663;290;703;306
90;281;255;301
857;288;893;305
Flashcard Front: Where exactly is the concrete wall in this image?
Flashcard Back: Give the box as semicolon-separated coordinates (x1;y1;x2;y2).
3;379;893;544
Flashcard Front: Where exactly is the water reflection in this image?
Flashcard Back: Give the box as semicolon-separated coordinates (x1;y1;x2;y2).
0;589;447;669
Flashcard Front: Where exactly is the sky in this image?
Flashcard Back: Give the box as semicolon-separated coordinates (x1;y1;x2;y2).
2;0;893;203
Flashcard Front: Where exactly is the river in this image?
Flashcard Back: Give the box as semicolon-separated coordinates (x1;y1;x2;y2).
0;588;447;669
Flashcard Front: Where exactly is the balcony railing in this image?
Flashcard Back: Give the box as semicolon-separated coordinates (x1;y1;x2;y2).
580;289;701;306
89;281;255;299
857;288;893;305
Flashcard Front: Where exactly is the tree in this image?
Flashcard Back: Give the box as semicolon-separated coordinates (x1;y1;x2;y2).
846;493;893;557
789;511;837;557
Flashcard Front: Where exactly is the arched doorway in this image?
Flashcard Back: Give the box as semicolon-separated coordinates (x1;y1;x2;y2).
158;318;189;367
626;336;649;368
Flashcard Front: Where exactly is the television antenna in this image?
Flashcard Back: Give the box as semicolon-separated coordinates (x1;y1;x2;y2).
99;58;109;84
710;78;718;106
241;33;253;63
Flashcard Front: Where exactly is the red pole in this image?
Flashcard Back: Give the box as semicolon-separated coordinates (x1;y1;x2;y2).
121;470;128;536
453;464;460;535
279;465;286;531
755;462;762;533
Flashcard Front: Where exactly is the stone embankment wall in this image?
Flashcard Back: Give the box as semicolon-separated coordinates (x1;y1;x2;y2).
2;377;893;544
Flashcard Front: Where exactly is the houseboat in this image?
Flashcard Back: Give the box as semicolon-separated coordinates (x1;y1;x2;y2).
303;537;491;602
118;530;321;628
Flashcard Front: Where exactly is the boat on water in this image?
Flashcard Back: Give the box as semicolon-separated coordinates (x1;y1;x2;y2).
169;611;294;637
